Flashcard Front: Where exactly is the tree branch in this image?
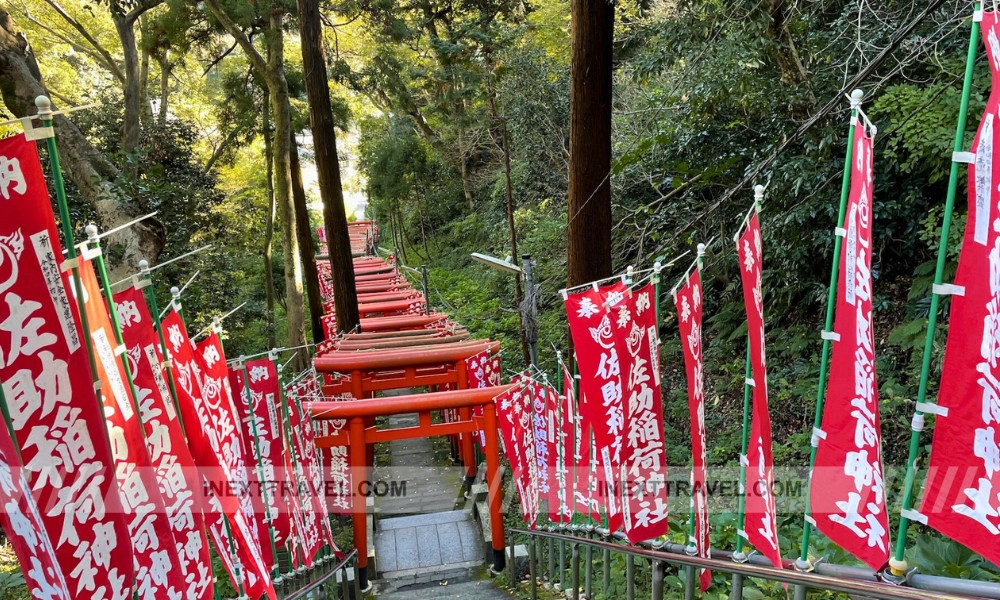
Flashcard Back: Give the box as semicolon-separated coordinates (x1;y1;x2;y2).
40;0;125;82
202;0;269;78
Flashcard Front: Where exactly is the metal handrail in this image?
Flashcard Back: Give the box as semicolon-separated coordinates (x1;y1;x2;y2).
512;528;984;600
281;549;363;600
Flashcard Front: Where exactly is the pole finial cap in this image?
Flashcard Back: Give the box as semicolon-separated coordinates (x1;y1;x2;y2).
170;286;180;297
697;243;707;257
85;224;99;241
753;184;765;200
138;259;149;271
850;89;864;109
34;96;52;114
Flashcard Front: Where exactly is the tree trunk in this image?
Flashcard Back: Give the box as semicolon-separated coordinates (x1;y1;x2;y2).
566;0;614;287
0;8;165;276
263;96;277;349
266;11;307;369
289;132;325;342
157;50;169;123
113;13;142;158
485;65;529;365
297;0;360;334
139;29;151;121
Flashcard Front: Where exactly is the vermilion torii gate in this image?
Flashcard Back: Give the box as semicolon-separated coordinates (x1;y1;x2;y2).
309;250;508;592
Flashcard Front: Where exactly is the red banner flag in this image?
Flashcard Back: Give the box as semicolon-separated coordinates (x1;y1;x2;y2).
811;121;889;569
919;12;1000;564
564;282;629;531
114;285;214;599
162;312;275;600
675;270;712;590
0;133;133;599
467;349;500;449
287;388;325;564
495;384;540;527
617;284;669;543
287;379;337;552
554;362;575;523
736;213;783;568
79;259;185;598
229;367;275;570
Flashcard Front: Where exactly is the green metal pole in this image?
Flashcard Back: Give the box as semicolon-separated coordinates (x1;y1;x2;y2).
140;267;188;437
275;355;308;572
735;338;752;551
890;4;983;578
797;91;862;567
85;227;147;430
239;360;282;579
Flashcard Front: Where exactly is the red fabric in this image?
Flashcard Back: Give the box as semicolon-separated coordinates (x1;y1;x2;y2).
114;285;214;599
494;385;540;527
161;312;275;599
79;260;184;598
466;349;500;449
736;213;783;569
811;122;889;569
229;367;274;569
515;375;555;521
286;387;324;565
674;270;712;590
287;381;338;553
555;362;576;523
564;282;630;531
617;284;669;543
0;133;133;599
920;12;1000;564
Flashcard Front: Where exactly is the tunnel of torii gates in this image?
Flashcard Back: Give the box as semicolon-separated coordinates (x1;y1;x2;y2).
308;221;510;590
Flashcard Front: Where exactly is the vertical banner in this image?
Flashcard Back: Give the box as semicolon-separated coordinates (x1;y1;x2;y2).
736;213;783;568
564;282;629;531
675;270;712;590
162;312;275;600
919;13;1000;565
286;389;324;565
495;385;540;527
242;358;290;549
79;260;183;598
811;121;889;569
467;349;501;449
114;285;214;599
288;380;337;552
618;284;669;543
229;367;274;570
0;133;133;599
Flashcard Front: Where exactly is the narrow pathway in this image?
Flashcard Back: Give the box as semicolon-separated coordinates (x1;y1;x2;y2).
372;413;501;595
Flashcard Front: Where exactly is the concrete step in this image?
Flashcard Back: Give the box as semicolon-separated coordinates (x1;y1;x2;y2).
377;575;514;599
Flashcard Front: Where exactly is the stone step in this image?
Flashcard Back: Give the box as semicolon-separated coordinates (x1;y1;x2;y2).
377;575;514;599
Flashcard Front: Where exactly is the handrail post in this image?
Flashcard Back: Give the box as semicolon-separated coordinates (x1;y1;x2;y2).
529;533;538;600
626;553;635;600
484;401;507;573
651;560;665;600
571;543;581;600
349;416;370;591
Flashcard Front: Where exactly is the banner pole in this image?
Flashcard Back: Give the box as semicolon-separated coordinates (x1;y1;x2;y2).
888;3;983;580
84;226;148;431
732;338;752;586
796;91;863;579
237;359;283;580
169;293;247;598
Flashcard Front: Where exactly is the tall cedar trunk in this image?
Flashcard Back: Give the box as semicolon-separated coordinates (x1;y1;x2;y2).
297;0;360;333
266;11;308;369
263;96;277;349
289;133;325;342
566;0;614;287
113;13;142;157
485;66;530;365
0;8;165;276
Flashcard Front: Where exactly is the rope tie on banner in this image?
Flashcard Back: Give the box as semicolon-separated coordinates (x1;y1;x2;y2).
915;402;949;417
810;427;827;448
932;283;966;296
744;378;755;387
952;151;976;163
833;227;847;238
820;330;841;342
899;508;928;526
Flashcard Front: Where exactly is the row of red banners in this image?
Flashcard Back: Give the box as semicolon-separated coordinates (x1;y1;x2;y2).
0;132;336;599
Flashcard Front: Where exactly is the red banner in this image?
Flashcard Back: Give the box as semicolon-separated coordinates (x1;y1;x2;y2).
79;259;184;598
287;388;325;564
811;121;888;569
0;133;133;599
674;270;712;590
919;12;1000;565
736;213;782;568
564;282;629;530
467;349;501;449
229;367;275;570
287;378;337;552
0;425;71;598
618;284;669;543
114;285;214;599
495;385;540;527
554;362;575;523
162;312;275;599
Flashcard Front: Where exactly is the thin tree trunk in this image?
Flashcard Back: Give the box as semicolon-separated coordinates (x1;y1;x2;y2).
113;13;142;158
263;96;277;349
157;50;169;123
297;0;360;334
266;11;307;369
289;132;325;342
566;0;614;287
485;63;529;365
139;28;151;122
